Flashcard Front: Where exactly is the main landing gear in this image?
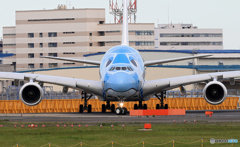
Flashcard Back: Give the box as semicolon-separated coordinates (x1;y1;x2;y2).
155;91;168;109
134;101;147;110
102;101;115;113
101;101;127;115
79;91;93;113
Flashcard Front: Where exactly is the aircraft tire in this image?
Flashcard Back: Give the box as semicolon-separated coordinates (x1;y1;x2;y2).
88;105;92;113
156;104;160;109
165;104;168;109
143;104;147;110
102;104;106;113
79;105;84;113
111;104;115;113
134;104;138;110
116;107;122;115
122;107;127;115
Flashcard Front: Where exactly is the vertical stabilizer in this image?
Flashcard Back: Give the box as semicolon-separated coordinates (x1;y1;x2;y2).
121;0;129;46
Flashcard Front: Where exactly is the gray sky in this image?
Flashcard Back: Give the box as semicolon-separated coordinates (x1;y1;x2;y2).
0;0;240;49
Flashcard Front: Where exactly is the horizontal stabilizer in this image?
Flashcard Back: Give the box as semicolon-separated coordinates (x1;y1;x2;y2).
144;54;212;66
41;56;101;65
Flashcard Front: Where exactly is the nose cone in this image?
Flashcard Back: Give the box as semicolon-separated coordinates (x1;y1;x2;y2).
105;72;139;92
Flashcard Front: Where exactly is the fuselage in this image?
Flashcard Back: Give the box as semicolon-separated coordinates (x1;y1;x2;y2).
100;45;146;101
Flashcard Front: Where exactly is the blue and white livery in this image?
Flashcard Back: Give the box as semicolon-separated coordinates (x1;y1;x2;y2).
0;0;239;115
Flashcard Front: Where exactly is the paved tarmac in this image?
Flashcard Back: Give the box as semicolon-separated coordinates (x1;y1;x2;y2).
0;110;240;123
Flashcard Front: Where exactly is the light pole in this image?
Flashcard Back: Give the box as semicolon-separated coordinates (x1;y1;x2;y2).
2;86;6;100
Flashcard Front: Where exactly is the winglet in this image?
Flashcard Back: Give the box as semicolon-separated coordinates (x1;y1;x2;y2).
121;0;129;46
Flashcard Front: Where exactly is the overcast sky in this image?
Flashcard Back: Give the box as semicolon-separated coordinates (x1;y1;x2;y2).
0;0;240;49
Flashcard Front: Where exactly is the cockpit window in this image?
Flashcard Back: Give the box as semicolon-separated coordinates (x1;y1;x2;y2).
109;66;133;71
105;59;112;67
127;67;133;71
131;59;138;67
109;67;115;71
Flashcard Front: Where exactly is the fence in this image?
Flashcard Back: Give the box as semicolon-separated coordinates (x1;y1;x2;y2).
12;139;205;147
0;97;238;113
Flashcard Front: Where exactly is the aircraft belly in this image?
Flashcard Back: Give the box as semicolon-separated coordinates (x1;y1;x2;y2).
104;89;150;101
107;89;137;99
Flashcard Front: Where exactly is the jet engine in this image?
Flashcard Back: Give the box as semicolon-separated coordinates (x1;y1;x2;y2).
203;81;227;105
19;82;44;106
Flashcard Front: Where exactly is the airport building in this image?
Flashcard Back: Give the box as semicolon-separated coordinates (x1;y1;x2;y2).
0;49;233;93
155;23;223;50
0;39;2;53
2;6;154;71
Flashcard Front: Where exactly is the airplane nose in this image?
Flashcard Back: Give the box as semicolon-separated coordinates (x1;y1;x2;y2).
105;72;138;92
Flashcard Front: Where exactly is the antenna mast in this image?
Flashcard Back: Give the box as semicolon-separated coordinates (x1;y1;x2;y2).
109;0;137;24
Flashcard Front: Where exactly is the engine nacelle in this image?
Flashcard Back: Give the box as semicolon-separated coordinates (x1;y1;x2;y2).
203;81;227;105
19;82;44;106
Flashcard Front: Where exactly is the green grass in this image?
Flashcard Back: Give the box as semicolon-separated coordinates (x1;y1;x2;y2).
0;122;239;147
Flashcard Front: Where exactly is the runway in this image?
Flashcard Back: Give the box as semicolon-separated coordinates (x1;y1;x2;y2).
0;110;240;124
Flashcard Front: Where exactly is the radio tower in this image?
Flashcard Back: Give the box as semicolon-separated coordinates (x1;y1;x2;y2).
109;0;137;24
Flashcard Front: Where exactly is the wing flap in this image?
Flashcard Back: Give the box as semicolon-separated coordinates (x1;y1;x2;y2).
222;71;240;79
0;72;25;80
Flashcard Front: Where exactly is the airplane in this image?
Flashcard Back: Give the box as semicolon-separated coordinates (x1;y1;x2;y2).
0;0;239;115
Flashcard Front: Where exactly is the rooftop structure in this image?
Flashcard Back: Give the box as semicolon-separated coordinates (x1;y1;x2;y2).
155;23;223;50
109;0;137;23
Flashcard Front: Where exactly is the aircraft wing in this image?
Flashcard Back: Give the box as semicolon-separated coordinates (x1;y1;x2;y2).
142;71;240;97
41;56;101;65
144;54;212;66
0;72;103;97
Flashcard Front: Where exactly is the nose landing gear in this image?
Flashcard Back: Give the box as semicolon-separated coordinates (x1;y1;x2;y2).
116;102;127;115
